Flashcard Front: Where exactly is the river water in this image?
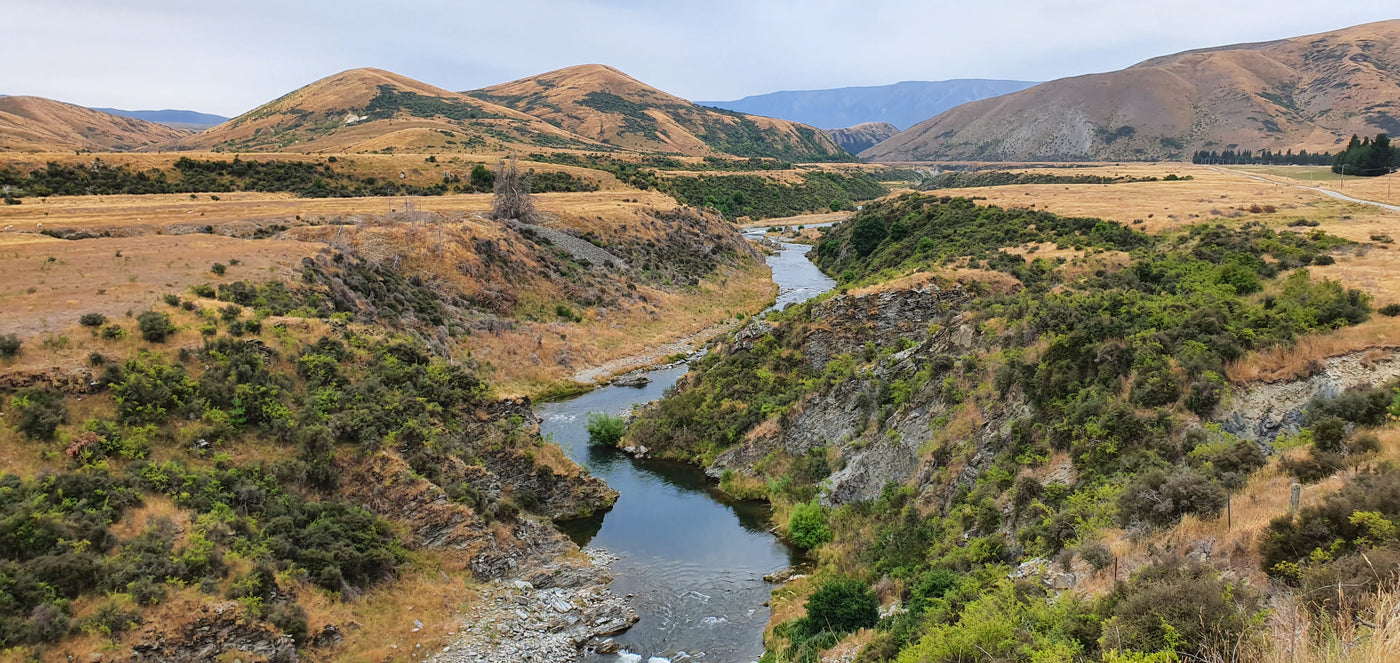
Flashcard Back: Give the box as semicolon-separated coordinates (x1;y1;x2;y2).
538;234;835;662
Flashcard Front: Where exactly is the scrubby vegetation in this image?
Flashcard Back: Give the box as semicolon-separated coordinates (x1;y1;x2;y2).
918;171;1182;189
630;192;1384;662
0;156;596;198
0;244;632;654
664;171;885;220
585;412;626;447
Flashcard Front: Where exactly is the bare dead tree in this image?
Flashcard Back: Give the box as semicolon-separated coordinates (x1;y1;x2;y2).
490;154;536;222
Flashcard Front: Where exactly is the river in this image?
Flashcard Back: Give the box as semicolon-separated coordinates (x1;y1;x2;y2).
537;234;836;662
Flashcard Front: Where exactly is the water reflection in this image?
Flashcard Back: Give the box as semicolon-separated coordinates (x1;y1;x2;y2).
537;236;835;662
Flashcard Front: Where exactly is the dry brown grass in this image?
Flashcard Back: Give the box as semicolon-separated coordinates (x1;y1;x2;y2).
0;233;316;338
934;163;1341;233
1226;317;1400;383
0;186;774;398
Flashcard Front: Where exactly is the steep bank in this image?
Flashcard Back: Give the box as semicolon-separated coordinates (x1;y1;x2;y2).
0;185;770;660
627;192;1387;662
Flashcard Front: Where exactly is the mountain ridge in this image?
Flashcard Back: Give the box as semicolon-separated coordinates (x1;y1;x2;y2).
824;121;899;154
697;79;1038;131
91;108;229;131
863;19;1400;162
172;67;603;153
468;64;851;161
0;96;190;152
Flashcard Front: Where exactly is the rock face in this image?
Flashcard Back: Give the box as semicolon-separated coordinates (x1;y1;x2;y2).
1216;349;1400;443
428;551;638;663
125;601;298;663
824;122;900;155
707;285;1023;505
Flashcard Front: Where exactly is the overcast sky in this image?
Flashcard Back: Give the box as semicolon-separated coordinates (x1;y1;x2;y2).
3;1;1398;117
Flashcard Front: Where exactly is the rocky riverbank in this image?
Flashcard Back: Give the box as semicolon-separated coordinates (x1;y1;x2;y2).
430;550;638;663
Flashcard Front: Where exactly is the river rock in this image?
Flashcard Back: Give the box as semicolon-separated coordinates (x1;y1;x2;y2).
612;373;652;388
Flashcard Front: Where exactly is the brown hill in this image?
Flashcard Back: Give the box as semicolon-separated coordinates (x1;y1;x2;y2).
864;20;1400;162
824;122;899;154
175;68;602;154
468;64;850;161
0;96;189;152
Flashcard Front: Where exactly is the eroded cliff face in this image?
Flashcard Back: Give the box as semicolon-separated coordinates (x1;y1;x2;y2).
703;285;1028;507
1217;348;1400;443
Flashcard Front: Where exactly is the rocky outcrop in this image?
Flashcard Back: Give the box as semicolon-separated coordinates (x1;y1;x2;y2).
428;551;638;663
707;285;1017;505
124;601;298;663
1217;349;1400;443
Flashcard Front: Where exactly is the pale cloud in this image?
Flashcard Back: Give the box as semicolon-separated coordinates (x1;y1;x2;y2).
2;0;1397;116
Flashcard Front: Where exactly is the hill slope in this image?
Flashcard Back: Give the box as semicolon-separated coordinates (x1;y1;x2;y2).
865;20;1400;162
177;68;603;153
92;108;229;131
824;122;899;154
697;79;1037;130
468;64;850;161
0;96;189;152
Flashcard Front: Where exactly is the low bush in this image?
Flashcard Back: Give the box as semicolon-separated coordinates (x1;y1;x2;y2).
10;388;67;440
787;500;833;550
585;412;626;447
136;311;176;342
804;577;879;635
79;313;107;327
1118;469;1226;528
0;334;20;358
1101;561;1261;657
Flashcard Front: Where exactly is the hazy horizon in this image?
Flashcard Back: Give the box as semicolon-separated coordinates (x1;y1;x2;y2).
3;1;1398;117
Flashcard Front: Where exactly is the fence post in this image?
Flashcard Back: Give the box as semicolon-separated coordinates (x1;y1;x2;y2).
1290;483;1301;514
1226;492;1232;530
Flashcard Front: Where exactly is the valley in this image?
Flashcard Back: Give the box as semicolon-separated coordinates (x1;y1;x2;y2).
8;13;1400;663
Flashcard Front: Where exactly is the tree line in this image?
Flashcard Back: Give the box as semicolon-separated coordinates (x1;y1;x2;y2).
1332;133;1399;177
1191;148;1333;166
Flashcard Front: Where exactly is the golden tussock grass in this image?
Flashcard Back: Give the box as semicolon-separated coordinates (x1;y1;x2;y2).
1226;317;1400;383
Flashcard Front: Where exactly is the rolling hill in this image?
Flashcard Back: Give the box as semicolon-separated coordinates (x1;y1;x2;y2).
174;68;604;154
864;20;1400;162
0;96;190;152
824;122;899;154
92;108;229;131
468;64;850;161
697;79;1037;131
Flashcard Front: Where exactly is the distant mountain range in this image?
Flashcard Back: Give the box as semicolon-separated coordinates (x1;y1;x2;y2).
9;20;1400;163
696;80;1037;131
865;19;1400;162
0;96;189;152
91;108;229;131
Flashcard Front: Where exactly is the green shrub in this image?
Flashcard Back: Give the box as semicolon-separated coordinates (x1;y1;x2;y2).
0;334;19;358
1311;415;1348;453
787;500;833;550
1259;468;1400;580
10;387;67;440
585;412;626;447
79;312;108;327
1380;303;1400;316
210;263;227;276
1101;561;1260;657
137;311;176;342
1281;450;1345;484
162;293;181;307
1118;469;1226;528
100;324;127;340
190;283;216;298
804;577;878;635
